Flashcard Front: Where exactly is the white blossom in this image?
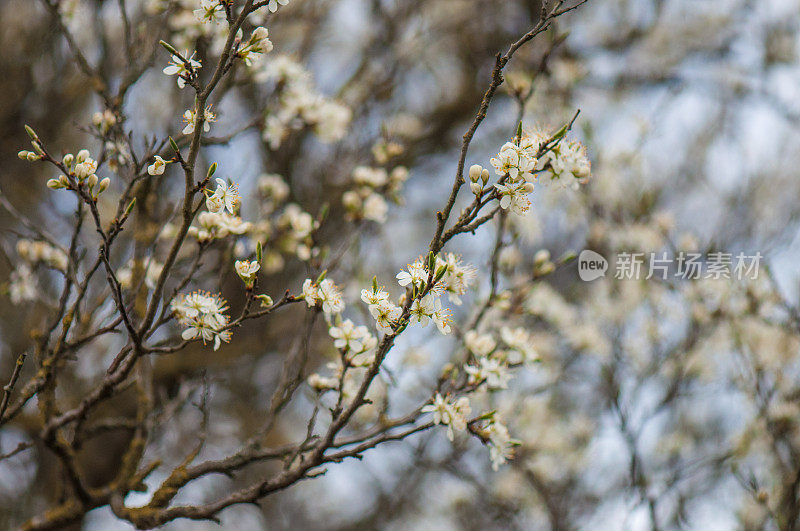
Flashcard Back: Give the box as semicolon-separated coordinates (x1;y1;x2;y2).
464;330;496;357
16;239;68;271
9;265;37;304
234;260;260;287
147;156;169;176
194;0;224;24
163;52;201;88
329;319;370;352
409;294;435;326
73;150;98;181
396;258;428;288
361;286;390;306
206;178;241;215
302;278;344;317
369;299;402;334
182;106;216;135
495;180;534;215
484;417;520;470
362;194;388;223
465;356;511;389
422;394;471;441
267;0;289;13
239;27;273;67
500;326;538;363
353;166;388;187
189;211;252;241
172;291;231;350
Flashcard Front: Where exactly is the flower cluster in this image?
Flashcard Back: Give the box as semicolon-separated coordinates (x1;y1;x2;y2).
92;109;117;134
302;277;345;318
232;175;320;270
328;318;378;366
342;165;408;224
255;54;352;148
8;265;36;304
465;355;511;389
171;291;231;350
437;253;477;304
257;173;290;207
275;204;318;261
482;129;591;215
488;138;538;215
188;211;252;241
422;393;472;441
16;239;68;272
45;149;110;199
479;415;520;470
529;129;591;187
238;27;273;67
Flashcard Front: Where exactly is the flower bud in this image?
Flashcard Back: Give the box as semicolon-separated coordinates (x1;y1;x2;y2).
87;173;99;189
468;164;482;182
537;262;555;275
58;175;70;187
95;177;110;195
27;152;41;161
252;26;269;42
46;179;63;189
62;153;74;167
24;125;38;141
470;182;482;195
18;150;30;160
481;168;490;185
76;149;90;163
256;294;273;307
534;249;550;266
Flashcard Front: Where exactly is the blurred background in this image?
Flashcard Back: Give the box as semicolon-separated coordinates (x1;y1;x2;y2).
3;0;800;529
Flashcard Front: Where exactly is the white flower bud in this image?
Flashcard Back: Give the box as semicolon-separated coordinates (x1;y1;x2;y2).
251;26;269;42
95;177;110;196
46;179;63;189
26;152;41;161
470;182;482;195
62;153;74;167
534;249;550;265
87;173;99;189
76;149;90;163
18;150;30;160
468;164;482;182
481;168;490;184
58;175;70;187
